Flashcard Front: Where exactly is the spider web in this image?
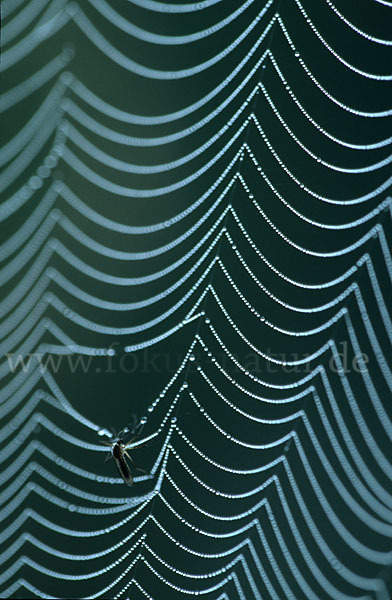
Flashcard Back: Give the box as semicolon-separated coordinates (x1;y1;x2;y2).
1;0;392;598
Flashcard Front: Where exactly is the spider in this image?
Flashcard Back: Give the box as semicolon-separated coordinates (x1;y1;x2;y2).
100;419;147;486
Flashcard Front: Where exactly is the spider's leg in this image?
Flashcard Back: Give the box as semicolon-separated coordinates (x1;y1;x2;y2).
123;435;138;448
136;418;146;437
126;414;145;437
128;414;136;434
118;425;130;439
124;441;147;450
124;451;135;466
99;441;114;463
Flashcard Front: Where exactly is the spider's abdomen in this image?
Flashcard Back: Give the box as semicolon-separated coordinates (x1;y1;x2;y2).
112;442;123;460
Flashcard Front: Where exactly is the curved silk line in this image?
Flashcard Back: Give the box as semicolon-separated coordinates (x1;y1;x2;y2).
72;1;273;80
91;0;255;45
